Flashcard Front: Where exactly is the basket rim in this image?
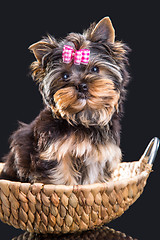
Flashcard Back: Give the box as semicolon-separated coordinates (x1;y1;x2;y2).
0;137;158;191
0;138;158;235
0;160;151;193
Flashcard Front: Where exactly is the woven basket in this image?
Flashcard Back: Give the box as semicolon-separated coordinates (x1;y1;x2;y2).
0;138;159;234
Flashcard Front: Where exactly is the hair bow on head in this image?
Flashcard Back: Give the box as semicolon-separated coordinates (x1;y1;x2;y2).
62;45;90;65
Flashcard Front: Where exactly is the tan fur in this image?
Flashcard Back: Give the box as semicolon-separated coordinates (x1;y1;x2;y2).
53;78;120;127
40;133;121;185
26;17;130;185
30;61;46;83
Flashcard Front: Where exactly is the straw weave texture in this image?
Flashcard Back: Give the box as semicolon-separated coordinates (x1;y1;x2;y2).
0;158;151;234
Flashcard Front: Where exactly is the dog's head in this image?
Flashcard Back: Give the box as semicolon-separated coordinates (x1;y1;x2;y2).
29;17;130;127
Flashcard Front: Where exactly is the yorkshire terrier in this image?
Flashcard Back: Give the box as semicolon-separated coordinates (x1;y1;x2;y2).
0;17;130;185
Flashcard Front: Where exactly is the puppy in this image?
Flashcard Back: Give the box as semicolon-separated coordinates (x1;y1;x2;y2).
0;17;130;185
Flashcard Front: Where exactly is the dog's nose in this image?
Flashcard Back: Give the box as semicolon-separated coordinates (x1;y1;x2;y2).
77;83;88;93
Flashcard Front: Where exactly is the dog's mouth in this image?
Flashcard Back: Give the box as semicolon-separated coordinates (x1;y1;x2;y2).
52;79;120;127
77;92;88;100
53;87;87;115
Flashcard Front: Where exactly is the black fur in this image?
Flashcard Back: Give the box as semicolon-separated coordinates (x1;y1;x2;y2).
1;107;121;182
0;17;130;184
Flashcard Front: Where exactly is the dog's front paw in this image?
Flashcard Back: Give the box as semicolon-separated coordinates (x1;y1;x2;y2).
103;143;122;180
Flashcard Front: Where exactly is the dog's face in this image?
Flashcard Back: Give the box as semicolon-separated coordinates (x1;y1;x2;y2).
29;17;129;127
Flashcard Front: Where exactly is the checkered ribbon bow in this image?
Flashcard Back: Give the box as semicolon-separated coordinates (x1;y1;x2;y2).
62;45;90;65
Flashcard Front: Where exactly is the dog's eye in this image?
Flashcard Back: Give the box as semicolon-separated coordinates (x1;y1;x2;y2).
62;73;70;81
91;66;99;73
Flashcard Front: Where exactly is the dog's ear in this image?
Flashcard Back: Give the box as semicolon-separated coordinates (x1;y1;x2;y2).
29;35;58;63
29;35;58;83
88;17;115;44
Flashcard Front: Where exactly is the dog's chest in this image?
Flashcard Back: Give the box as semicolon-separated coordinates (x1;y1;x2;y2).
40;132;109;163
39;130;121;185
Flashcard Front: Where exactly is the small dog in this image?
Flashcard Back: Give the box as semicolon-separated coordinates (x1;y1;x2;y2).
0;17;130;185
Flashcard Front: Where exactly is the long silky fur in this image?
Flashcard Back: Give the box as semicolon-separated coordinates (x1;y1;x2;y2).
0;18;130;185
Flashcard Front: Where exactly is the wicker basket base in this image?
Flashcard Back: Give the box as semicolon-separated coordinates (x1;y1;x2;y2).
0;138;159;234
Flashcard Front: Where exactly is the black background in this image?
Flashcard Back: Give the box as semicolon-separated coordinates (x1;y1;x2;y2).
0;1;160;239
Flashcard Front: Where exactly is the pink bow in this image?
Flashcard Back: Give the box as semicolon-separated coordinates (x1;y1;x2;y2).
62;45;90;65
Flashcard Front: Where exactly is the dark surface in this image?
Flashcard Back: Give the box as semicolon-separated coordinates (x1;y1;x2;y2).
12;226;137;240
0;2;160;240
